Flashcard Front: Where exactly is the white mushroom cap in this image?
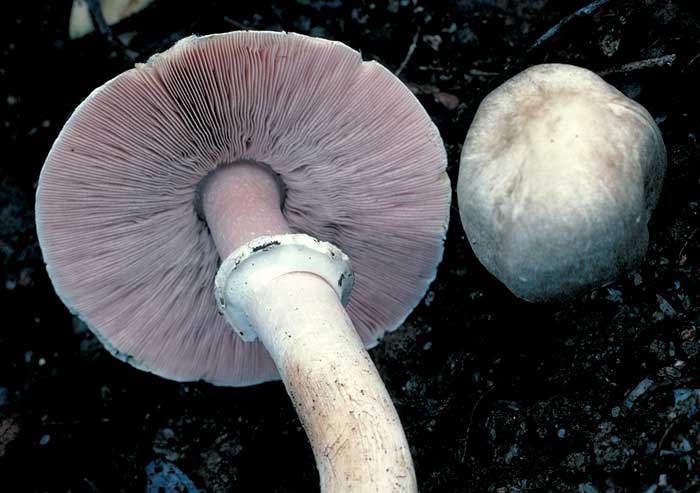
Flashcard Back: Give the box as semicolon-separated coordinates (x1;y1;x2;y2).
458;63;666;301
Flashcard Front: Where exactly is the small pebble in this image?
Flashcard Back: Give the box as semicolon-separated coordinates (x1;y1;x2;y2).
673;388;693;404
435;92;460;110
633;272;643;286
578;483;600;493
422;34;442;50
656;295;677;317
145;459;200;493
606;288;623;303
625;378;654;408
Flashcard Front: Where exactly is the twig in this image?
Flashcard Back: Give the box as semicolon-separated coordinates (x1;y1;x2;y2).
417;65;448;72
395;29;421;77
85;0;116;43
530;0;614;51
683;51;700;74
688;52;700;67
84;0;137;61
460;384;496;463
43;418;111;426
223;16;249;30
677;228;698;266
82;478;99;492
658;420;677;452
599;54;677;75
469;68;501;77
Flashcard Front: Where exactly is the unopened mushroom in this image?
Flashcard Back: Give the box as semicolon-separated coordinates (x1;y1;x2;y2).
36;32;450;491
457;63;666;301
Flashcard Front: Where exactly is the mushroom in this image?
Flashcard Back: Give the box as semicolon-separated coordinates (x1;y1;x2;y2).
36;32;450;491
457;63;666;302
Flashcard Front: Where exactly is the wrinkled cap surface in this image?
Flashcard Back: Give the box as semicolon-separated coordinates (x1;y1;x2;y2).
36;31;450;386
457;63;666;302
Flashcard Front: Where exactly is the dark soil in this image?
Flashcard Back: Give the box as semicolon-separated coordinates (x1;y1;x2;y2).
1;1;699;492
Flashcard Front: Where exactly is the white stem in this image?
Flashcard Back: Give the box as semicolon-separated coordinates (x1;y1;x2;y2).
204;163;417;491
247;271;417;493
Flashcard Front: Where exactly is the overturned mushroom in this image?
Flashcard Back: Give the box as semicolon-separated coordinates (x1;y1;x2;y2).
457;63;666;302
36;32;450;491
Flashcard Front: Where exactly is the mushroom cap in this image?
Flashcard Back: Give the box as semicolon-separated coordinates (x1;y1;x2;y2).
457;63;666;302
36;31;450;386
